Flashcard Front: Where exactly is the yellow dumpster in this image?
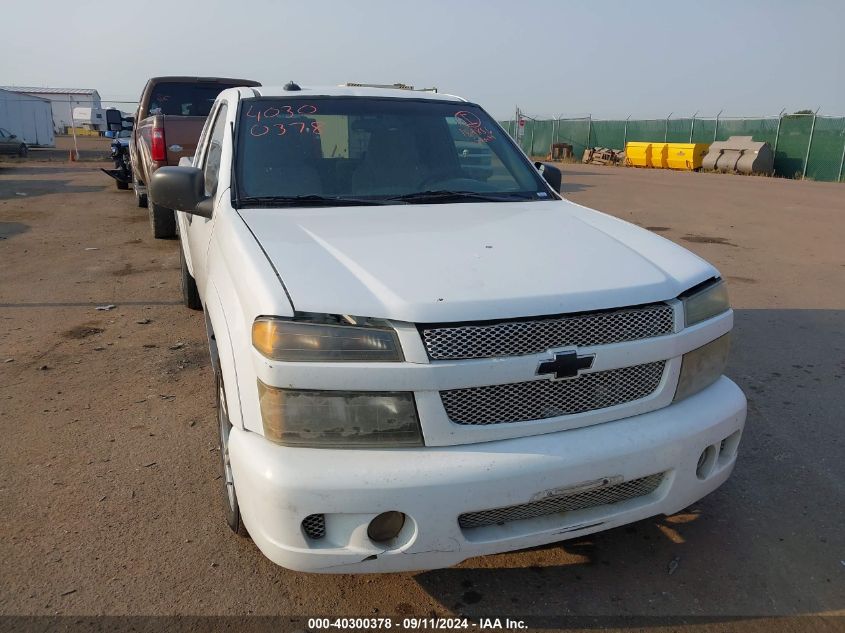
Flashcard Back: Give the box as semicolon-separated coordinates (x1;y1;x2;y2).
649;142;669;168
666;143;711;170
625;142;651;167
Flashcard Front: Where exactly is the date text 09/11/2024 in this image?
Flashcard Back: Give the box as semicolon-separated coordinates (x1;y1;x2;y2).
306;617;528;630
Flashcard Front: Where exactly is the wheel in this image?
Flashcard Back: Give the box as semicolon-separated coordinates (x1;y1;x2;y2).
180;242;202;310
116;180;129;190
149;202;176;239
18;144;28;158
133;174;148;208
217;373;248;536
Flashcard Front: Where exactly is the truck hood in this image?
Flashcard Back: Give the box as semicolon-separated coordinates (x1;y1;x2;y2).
239;200;717;323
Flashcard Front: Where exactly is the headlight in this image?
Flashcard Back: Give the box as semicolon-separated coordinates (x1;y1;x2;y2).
257;381;423;448
252;315;403;362
674;334;731;402
682;279;730;327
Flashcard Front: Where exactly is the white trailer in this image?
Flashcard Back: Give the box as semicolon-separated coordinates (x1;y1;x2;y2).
72;106;107;130
0;89;55;147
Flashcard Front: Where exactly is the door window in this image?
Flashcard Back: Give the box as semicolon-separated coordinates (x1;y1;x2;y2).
201;104;228;197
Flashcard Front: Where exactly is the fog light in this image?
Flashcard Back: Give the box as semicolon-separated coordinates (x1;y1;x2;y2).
696;445;717;480
367;511;405;542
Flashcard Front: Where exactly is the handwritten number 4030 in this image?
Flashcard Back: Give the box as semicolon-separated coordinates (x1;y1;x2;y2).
246;104;318;121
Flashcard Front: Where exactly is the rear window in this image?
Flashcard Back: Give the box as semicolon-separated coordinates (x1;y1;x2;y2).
147;82;246;117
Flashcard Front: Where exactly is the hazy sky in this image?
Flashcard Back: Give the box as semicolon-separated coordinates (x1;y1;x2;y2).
2;0;843;120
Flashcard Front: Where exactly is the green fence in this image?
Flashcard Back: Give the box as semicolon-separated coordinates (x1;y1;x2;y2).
497;114;845;182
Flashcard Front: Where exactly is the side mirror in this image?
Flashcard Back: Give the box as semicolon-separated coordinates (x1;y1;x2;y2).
106;109;123;132
9;134;17;139
149;166;213;218
535;161;562;193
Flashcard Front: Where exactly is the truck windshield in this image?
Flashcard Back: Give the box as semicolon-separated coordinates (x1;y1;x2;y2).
235;97;550;205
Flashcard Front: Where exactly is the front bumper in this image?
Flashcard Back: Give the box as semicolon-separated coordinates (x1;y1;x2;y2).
228;376;746;573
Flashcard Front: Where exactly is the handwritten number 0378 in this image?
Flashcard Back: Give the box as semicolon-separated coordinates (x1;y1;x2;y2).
250;121;322;138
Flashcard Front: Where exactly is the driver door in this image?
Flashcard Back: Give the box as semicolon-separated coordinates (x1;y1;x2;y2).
184;102;228;292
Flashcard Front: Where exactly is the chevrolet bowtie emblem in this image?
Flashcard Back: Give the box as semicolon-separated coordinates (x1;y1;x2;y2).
537;351;595;380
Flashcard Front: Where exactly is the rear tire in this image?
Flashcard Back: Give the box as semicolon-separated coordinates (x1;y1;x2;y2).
217;373;248;537
116;180;129;190
149;202;176;239
180;243;202;310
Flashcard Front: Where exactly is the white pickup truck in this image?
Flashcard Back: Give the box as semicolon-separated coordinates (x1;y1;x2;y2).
150;85;746;574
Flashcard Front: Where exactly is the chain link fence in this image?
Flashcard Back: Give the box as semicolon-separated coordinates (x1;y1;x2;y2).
498;113;845;182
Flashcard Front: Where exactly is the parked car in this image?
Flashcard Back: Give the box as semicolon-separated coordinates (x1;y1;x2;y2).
0;127;27;157
150;85;746;574
130;76;260;238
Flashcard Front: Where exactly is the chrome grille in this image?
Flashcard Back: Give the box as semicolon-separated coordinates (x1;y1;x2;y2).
301;514;326;540
421;304;674;360
459;472;665;529
441;361;666;425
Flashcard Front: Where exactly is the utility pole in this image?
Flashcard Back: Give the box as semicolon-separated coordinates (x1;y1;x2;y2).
70;98;79;161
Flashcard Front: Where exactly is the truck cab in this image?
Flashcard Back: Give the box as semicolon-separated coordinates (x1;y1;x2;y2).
129;76;260;237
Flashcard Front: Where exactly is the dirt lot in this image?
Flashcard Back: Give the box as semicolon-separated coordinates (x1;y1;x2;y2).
1;161;843;632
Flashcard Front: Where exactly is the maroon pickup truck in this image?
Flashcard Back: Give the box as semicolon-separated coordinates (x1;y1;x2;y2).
130;76;260;238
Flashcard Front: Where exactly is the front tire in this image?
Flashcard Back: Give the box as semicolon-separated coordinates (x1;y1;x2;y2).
217;373;247;536
116;180;129;190
180;242;202;310
149;202;176;239
18;144;28;158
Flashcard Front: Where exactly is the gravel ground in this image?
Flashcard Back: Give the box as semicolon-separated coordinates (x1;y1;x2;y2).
0;161;843;632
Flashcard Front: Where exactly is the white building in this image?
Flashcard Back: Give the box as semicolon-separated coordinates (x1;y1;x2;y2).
0;87;103;133
0;88;55;147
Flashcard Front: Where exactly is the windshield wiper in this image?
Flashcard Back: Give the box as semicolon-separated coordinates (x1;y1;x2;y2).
237;195;395;208
237;191;530;208
384;190;529;204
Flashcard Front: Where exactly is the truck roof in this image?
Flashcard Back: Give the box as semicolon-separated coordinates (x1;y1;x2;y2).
248;85;466;102
145;76;262;86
